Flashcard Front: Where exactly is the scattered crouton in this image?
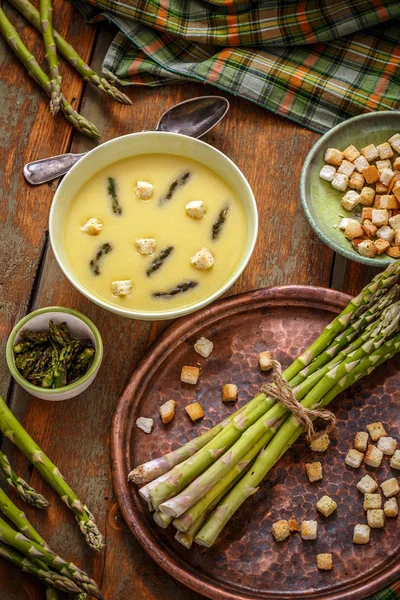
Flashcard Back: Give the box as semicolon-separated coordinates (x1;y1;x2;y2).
380;477;400;498
310;433;330;452
185;402;204;421
135;181;153;200
343;145;360;162
371;209;389;228
354;432;369;453
376;181;388;193
359;187;375;206
159;400;176;424
301;520;317;540
389;133;400;153
338;160;356;177
259;350;273;372
364;445;384;468
190;248;214;270
374;239;390;255
305;462;323;483
377;437;397;456
386;246;400;258
376;159;392;172
316;553;333;571
194;337;214;358
363;493;382;510
135;238;156;255
272;520;290;542
288;519;300;532
376;225;395;243
377;142;394;160
345;448;364;469
366;422;387;441
354;155;370;173
353;524;370;544
331;173;349;192
180;366;200;385
379;195;399;210
384;498;398;518
221;384;238;402
316;495;337;517
362;220;377;238
380;168;395;187
324;148;343;166
389;214;400;230
361;144;379;162
111;280;132;297
80;217;103;236
367;509;385;529
319;165;337;181
357;240;376;258
362;165;380;184
394;157;400;171
390;450;400;470
361;207;373;222
136;417;154;434
344;219;363;239
186;200;206;219
342;192;360;213
349;172;365;191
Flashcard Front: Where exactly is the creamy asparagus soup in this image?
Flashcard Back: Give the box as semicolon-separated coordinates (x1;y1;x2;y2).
64;154;247;312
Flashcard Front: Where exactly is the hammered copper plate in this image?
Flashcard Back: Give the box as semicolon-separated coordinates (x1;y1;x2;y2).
111;286;400;600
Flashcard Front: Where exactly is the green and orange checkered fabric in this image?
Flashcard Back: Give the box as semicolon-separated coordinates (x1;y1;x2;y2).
72;0;400;133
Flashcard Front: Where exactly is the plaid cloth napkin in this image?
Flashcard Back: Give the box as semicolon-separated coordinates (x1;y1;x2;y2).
71;1;400;598
72;0;400;133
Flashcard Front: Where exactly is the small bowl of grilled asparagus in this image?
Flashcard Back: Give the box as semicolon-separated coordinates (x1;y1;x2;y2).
6;307;103;401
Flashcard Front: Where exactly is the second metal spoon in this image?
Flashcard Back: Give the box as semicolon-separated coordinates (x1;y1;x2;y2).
23;96;229;185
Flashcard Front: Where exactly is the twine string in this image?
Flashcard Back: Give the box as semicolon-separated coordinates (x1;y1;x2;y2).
260;360;336;443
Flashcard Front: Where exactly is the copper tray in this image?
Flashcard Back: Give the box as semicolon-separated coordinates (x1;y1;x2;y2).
111;286;400;600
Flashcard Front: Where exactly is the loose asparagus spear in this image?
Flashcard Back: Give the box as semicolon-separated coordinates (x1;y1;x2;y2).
212;206;229;239
6;0;132;104
107;178;122;215
0;450;50;509
0;7;101;139
146;246;174;277
0;541;82;594
90;242;112;275
40;0;61;114
195;336;400;546
153;281;198;298
159;172;190;205
0;396;103;551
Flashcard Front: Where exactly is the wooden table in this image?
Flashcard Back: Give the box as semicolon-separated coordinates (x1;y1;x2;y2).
0;3;379;599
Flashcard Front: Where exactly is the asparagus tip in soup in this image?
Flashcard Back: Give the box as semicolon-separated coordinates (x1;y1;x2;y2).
212;205;229;239
159;172;191;205
90;242;113;276
107;177;122;215
146;246;174;277
153;281;198;298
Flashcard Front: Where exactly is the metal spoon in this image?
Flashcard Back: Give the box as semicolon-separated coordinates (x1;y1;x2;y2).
23;96;230;185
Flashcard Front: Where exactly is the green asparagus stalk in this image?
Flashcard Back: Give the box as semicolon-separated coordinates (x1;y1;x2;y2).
153;510;173;529
130;393;270;485
0;7;101;139
159;317;399;518
6;0;132;104
46;588;59;600
0;516;103;598
195;335;400;547
40;0;61;114
283;262;400;381
0;541;83;595
0;450;50;509
0;396;103;551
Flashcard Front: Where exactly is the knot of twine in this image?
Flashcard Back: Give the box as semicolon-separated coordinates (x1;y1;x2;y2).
260;360;336;443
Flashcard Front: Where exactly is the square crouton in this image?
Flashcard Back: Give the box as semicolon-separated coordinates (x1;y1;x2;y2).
384;498;398;517
362;220;378;238
221;384;238;402
376;225;395;243
389;133;400;153
390;450;400;470
394;157;400;171
316;553;333;571
359;187;375;206
271;520;290;542
367;509;385;529
389;214;400;231
301;520;317;540
376;159;392;173
371;209;389;228
357;474;378;495
365;445;384;468
159;400;177;424
288;519;300;532
361;144;379;162
377;437;397;456
387;246;400;258
186;200;206;219
305;462;323;482
316;495;337;517
357;240;376;258
361;207;373;222
343;145;360;162
310;433;330;452
363;493;382;510
349;172;365;191
354;431;369;453
345;448;364;468
111;280;132;297
353;524;370;544
80;217;103;236
135;238;156;255
259;350;273;371
366;422;387;441
319;165;337;181
181;366;200;385
324;148;343;166
185;402;204;421
380;168;395;187
380;195;399;210
338;218;350;231
135;181;154;200
338;160;356;177
380;478;400;498
376;181;388;193
136;417;154;434
354;155;370;173
344;219;363;240
362;165;380;184
332;173;349;192
393;181;400;201
377;142;394;160
373;195;382;208
341;191;360;212
374;239;391;255
194;337;214;358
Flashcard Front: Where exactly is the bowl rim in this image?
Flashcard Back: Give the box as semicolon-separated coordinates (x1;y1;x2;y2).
49;131;258;320
6;306;103;395
300;110;399;267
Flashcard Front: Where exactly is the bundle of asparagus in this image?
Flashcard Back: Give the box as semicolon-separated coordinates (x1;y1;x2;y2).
0;0;131;139
129;263;400;548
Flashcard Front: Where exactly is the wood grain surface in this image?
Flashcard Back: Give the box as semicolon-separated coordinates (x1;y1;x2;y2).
0;8;378;600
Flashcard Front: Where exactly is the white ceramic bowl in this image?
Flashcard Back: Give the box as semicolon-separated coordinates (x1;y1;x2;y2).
6;307;103;401
49;132;258;320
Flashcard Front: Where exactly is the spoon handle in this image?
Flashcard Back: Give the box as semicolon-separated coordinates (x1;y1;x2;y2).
23;153;86;185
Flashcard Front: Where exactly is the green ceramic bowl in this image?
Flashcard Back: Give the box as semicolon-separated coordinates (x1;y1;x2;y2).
300;111;400;266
